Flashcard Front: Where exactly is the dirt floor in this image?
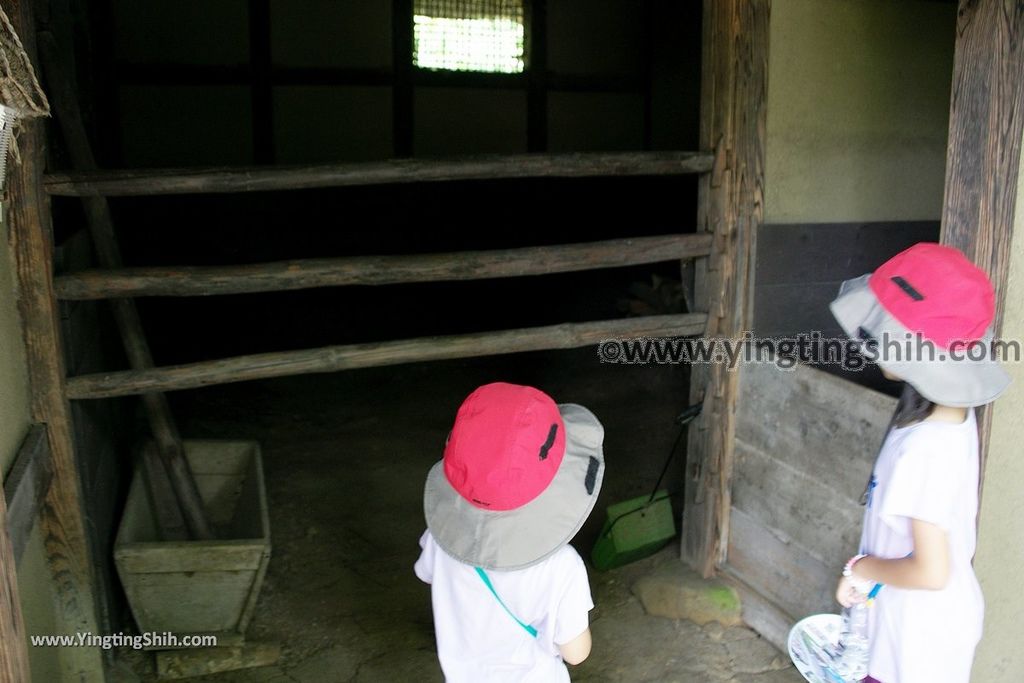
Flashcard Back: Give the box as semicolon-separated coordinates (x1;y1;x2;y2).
111;349;801;682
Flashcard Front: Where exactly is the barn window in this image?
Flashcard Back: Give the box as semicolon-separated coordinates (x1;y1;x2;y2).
413;0;526;74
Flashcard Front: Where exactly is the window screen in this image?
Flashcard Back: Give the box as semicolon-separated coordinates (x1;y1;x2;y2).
413;0;526;74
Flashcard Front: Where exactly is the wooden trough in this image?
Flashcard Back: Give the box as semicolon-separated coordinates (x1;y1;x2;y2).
114;440;270;638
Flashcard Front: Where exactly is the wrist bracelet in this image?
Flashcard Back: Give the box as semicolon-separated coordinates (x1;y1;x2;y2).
842;554;866;577
843;554;873;593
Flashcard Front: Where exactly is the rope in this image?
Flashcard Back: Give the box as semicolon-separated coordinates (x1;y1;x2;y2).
0;4;49;118
0;4;50;181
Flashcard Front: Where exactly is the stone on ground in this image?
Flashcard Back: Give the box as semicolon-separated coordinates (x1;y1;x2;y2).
631;562;742;626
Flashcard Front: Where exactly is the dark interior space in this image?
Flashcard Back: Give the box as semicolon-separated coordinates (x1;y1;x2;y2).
12;0;1015;680
61;174;698;362
50;0;703;362
38;1;754;680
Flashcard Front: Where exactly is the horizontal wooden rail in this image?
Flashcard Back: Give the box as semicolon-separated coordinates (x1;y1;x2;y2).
54;234;712;300
113;62;646;93
66;313;708;399
43;151;714;197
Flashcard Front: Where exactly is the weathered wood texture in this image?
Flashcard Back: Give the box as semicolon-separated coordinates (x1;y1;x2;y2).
155;643;281;680
724;359;895;635
140;444;188;542
0;477;30;682
39;33;214;540
3;1;104;678
54;233;713;300
939;0;1024;480
681;0;768;578
115;442;270;637
42;151;715;196
719;563;793;653
3;425;54;564
67;313;708;399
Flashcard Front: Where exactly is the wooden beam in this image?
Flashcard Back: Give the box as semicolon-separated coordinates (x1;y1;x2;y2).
392;0;413;157
113;62;394;87
0;461;30;682
110;63;644;92
526;0;548;152
641;0;654;151
66;313;708;399
3;425;54;565
681;0;768;578
54;233;712;300
939;0;1024;480
43;151;715;196
3;1;104;676
247;0;273;164
156;643;282;680
39;32;214;540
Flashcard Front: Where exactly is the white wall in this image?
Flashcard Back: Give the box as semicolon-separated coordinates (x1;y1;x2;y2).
972;136;1024;683
766;0;955;223
0;230;61;681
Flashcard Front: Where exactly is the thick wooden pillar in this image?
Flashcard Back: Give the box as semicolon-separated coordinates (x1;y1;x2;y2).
0;492;30;681
2;0;104;679
939;0;1024;471
937;4;1024;678
681;0;768;578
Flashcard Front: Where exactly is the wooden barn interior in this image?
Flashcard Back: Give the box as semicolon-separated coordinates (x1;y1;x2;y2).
1;0;1023;682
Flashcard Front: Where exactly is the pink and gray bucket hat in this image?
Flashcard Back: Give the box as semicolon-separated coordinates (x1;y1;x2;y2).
830;242;1010;407
423;382;605;570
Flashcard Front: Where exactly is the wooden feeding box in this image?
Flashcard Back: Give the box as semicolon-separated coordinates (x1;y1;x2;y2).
114;440;271;639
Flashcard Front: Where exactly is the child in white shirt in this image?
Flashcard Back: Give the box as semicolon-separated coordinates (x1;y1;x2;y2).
829;243;1010;682
415;382;605;682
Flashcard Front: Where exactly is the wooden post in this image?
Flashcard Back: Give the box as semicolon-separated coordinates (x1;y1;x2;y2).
526;0;548;152
681;0;768;578
2;1;104;677
392;0;413;157
0;487;30;682
38;33;214;540
939;0;1024;478
247;0;273;164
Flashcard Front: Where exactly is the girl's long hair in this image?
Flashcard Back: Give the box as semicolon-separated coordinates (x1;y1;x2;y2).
861;382;937;505
890;383;936;429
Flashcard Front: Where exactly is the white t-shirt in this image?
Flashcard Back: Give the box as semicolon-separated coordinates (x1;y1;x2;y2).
414;530;594;682
860;410;984;683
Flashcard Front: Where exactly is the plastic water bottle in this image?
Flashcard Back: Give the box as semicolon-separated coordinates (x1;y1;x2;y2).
833;602;870;681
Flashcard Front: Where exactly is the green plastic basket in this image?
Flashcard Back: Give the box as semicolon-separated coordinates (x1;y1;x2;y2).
590;490;676;571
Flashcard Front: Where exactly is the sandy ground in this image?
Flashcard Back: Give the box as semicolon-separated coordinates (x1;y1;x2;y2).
112;350;802;682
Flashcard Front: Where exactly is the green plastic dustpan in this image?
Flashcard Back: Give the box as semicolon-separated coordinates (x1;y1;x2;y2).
590;490;676;571
590;402;701;571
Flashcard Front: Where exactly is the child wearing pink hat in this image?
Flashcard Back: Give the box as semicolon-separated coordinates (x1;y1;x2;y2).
415;382;605;681
829;243;1010;683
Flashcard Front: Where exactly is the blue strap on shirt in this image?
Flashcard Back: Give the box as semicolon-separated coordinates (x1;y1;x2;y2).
474;567;538;638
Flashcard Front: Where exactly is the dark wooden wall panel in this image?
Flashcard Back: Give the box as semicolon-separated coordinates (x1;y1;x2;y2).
751;221;940;394
753;221;939;338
